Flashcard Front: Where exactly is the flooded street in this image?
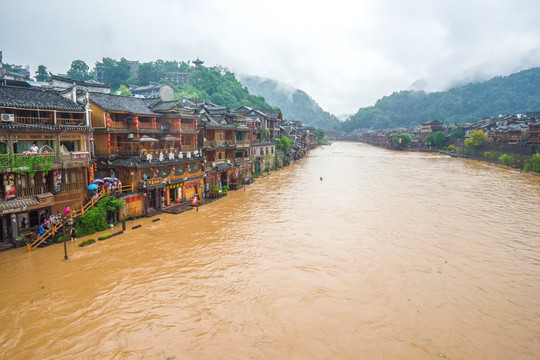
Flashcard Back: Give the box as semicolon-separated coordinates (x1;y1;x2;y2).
1;141;539;359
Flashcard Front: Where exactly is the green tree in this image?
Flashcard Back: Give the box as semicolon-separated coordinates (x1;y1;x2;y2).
450;125;465;138
79;207;107;235
101;57;132;88
276;135;293;152
423;134;434;147
35;65;50;82
433;131;446;148
499;153;515;166
316;128;327;144
526;153;540;172
78;195;125;235
137;62;160;84
391;133;411;147
67;60;91;82
465;129;488;148
114;85;132;96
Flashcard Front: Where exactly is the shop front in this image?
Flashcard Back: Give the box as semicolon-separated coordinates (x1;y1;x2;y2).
0;199;48;245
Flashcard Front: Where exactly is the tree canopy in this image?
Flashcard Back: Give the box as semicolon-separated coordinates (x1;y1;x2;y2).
67;60;92;82
391;133;411;147
276;135;293;152
465;129;488;148
35;65;50;82
450;125;465;138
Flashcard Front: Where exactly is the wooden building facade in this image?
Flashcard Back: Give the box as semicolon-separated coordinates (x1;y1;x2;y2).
0;85;92;246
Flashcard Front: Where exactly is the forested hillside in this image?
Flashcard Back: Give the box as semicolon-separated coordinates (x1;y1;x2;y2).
341;67;540;132
62;58;272;110
239;75;341;130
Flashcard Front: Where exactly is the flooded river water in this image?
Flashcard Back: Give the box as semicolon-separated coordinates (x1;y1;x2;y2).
1;142;539;359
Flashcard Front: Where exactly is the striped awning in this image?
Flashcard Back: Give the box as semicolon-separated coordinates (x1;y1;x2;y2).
0;197;40;211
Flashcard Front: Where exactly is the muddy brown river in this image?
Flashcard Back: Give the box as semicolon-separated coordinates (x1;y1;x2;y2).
1;142;539;359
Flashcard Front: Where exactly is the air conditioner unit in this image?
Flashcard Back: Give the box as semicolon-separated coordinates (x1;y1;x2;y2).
1;114;14;122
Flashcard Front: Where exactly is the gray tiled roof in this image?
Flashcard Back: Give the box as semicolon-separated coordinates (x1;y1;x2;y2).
258;109;281;119
150;100;180;112
89;93;158;116
0;85;86;112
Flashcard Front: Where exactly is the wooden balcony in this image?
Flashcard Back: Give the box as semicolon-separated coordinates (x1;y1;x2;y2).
109;121;128;129
11;116;85;126
57;118;85;126
15;116;54;126
138;122;155;130
60;182;85;193
236;140;250;147
181;144;198;151
16;185;50;197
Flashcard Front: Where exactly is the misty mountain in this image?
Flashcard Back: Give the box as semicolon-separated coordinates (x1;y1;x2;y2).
238;75;341;130
341;67;540;132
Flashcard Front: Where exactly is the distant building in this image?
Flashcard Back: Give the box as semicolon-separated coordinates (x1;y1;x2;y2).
0;51;31;83
130;83;174;101
162;72;190;85
49;74;110;94
420;119;443;139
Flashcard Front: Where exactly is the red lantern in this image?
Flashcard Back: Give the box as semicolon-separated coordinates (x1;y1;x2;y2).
107;133;111;148
106;113;111;128
153;117;157;130
177;118;181;130
195;119;198;130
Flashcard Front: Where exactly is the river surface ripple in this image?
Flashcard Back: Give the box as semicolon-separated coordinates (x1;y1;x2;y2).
0;142;539;359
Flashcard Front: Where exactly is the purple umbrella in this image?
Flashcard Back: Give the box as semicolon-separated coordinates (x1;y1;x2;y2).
92;179;104;183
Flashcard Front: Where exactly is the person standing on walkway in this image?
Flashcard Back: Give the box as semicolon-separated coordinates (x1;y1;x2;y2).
38;224;45;239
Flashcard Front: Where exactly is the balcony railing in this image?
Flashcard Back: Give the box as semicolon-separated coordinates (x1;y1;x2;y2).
57;118;86;126
206;140;239;147
16;185;49;198
138;122;155;130
57;152;90;163
235;157;251;164
11;117;85;126
181;124;196;131
109;121;128;129
181;144;198;151
235;140;250;147
60;182;85;193
15;116;54;126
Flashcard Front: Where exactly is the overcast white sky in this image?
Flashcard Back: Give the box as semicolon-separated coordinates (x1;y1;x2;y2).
1;0;539;115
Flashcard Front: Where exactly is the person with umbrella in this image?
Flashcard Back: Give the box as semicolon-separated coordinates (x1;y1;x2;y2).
88;183;98;198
